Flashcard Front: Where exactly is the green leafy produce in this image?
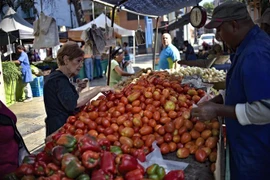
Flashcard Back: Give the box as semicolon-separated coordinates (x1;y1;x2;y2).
2;62;21;84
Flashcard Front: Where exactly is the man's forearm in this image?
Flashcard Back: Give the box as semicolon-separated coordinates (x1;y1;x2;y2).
215;104;237;120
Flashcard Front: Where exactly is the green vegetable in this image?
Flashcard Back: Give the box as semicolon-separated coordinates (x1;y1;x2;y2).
146;164;166;180
2;62;21;84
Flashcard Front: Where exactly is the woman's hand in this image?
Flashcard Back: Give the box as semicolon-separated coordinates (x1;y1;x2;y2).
76;78;88;92
191;101;218;121
99;86;114;95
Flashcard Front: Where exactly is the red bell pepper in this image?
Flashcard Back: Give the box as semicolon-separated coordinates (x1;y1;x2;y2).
97;138;111;151
46;174;61;180
44;141;55;155
55;170;65;178
34;161;47;176
81;150;100;169
45;163;60;176
164;170;185;180
100;151;116;174
22;154;36;165
91;169;113;180
52;145;69;164
16;164;34;177
36;151;52;164
136;163;145;175
136;149;146;162
118;154;138;174
52;132;65;143
21;175;35;180
125;169;144;180
78;134;101;153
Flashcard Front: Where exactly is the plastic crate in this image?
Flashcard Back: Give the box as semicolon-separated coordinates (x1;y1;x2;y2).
32;87;43;97
30;76;44;97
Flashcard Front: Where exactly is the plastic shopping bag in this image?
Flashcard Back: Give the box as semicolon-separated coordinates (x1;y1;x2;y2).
126;63;135;74
139;142;189;173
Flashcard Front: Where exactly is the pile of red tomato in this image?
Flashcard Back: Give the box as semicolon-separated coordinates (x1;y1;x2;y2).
57;71;219;172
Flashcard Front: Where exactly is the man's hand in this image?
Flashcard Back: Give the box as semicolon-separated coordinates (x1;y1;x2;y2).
191;101;218;121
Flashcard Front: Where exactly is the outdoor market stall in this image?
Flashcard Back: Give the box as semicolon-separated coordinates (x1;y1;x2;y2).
9;65;226;179
67;13;136;79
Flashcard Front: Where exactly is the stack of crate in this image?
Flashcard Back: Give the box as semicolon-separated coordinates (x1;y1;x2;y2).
30;76;44;97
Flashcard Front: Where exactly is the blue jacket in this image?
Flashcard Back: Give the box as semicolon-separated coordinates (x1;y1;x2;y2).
19;51;32;83
225;25;270;180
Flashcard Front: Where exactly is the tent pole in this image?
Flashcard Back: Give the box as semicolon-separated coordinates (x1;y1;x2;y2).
7;33;12;61
40;0;43;12
92;1;95;20
107;0;128;86
133;34;136;64
152;17;159;70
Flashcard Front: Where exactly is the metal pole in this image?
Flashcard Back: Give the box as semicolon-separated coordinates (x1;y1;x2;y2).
7;33;12;61
152;17;159;70
40;0;43;12
70;0;73;28
107;0;128;86
92;1;95;20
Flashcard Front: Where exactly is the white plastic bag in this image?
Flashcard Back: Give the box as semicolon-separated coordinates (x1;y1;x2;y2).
139;142;189;173
126;63;135;74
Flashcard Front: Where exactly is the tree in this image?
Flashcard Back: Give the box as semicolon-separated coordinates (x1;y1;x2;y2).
203;2;214;15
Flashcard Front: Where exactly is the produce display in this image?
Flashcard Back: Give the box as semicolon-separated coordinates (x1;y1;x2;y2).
9;71;221;179
173;66;226;83
7;133;184;180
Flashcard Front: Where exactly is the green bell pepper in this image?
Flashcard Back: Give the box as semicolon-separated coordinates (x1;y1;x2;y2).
110;146;122;155
76;173;90;180
65;160;85;179
146;164;166;180
146;164;159;175
61;153;79;171
56;134;77;152
149;174;160;180
156;166;166;180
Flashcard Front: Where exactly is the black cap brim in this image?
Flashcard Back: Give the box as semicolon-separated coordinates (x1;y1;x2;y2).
205;20;223;29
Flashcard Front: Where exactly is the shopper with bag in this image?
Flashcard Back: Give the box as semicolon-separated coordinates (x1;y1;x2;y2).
44;42;112;137
191;2;270;179
107;47;134;87
0;100;29;178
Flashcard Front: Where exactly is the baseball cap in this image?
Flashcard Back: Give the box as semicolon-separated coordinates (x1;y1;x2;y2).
205;1;250;29
255;8;270;25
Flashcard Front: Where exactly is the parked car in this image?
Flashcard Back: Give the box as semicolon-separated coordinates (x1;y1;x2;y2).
198;33;221;47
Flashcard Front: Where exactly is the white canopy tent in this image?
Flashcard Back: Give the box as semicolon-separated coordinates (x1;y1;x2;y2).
68;13;136;61
70;13;135;36
0;7;34;40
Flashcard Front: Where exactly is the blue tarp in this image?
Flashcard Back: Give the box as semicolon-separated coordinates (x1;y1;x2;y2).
94;0;202;16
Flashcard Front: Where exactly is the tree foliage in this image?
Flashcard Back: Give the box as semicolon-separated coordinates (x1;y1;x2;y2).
203;2;214;15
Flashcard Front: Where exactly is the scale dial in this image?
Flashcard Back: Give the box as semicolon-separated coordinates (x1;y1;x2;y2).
190;6;207;28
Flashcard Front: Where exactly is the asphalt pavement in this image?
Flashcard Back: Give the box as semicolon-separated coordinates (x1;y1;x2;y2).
9;54;154;153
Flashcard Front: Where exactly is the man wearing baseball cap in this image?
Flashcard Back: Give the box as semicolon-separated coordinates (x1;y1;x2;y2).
191;1;270;179
256;8;270;36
